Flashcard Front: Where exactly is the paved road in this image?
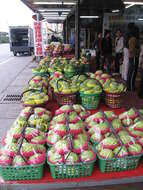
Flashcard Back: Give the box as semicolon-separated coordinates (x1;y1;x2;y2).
0;43;32;94
0;43;13;64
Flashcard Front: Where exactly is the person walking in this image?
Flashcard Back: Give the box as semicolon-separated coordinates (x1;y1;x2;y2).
95;32;103;70
127;24;140;91
115;29;124;74
102;30;112;74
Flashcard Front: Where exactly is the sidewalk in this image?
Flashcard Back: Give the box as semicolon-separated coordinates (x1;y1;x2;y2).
0;56;36;143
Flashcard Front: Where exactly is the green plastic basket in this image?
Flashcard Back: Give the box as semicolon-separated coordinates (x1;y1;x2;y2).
97;154;141;173
32;71;48;77
64;71;76;78
0;163;45;181
47;161;95;179
80;93;101;110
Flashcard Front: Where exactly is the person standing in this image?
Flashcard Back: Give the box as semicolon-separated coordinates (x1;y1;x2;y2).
122;47;129;81
95;32;103;70
102;30;112;74
69;33;75;52
122;23;133;81
127;25;140;91
115;29;124;74
138;44;143;98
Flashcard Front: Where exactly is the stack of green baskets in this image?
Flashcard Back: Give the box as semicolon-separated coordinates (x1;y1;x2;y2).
47;159;95;179
97;153;141;173
0;163;45;180
80;92;101;110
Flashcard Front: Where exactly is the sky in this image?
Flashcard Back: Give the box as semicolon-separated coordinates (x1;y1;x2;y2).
0;0;33;32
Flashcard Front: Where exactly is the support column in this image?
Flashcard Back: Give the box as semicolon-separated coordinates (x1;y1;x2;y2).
66;18;69;44
88;29;90;49
63;20;66;43
75;0;80;59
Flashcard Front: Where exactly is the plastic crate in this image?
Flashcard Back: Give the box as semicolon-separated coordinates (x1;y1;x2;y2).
48;161;95;179
0;163;45;181
80;93;101;110
97;154;141;173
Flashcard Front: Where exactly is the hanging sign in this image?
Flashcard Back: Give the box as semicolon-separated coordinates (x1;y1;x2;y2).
34;22;43;56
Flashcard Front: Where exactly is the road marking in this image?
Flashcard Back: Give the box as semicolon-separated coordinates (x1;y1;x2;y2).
0;57;14;65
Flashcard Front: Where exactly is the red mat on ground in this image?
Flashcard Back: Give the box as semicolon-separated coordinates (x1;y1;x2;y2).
3;164;143;184
2;102;141;185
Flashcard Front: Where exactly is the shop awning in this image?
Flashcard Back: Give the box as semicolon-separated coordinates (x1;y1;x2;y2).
21;0;78;22
21;0;124;23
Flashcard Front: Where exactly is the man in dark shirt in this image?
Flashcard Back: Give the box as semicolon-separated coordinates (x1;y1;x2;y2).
102;30;112;74
95;32;103;70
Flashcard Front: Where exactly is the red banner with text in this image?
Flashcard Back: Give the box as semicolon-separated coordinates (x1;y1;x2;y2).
34;22;43;56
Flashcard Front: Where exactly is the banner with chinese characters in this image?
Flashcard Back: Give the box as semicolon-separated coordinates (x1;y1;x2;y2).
34;21;43;56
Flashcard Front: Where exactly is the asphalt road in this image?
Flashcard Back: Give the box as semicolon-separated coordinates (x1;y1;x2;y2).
0;43;32;94
0;43;13;64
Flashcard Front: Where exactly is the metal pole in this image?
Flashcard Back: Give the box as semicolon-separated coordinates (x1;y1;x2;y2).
75;0;80;59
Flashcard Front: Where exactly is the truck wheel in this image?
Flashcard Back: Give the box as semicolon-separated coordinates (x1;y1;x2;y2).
13;52;17;56
29;50;32;56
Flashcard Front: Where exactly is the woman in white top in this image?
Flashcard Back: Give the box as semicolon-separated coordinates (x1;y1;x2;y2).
115;30;124;74
122;48;129;81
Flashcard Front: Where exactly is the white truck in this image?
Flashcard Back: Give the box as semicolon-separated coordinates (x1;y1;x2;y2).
9;26;34;56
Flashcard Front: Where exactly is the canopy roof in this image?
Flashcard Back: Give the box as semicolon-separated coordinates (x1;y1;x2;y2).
21;0;124;22
21;0;143;23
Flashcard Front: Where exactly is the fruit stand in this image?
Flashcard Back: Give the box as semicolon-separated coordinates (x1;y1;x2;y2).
1;52;143;189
